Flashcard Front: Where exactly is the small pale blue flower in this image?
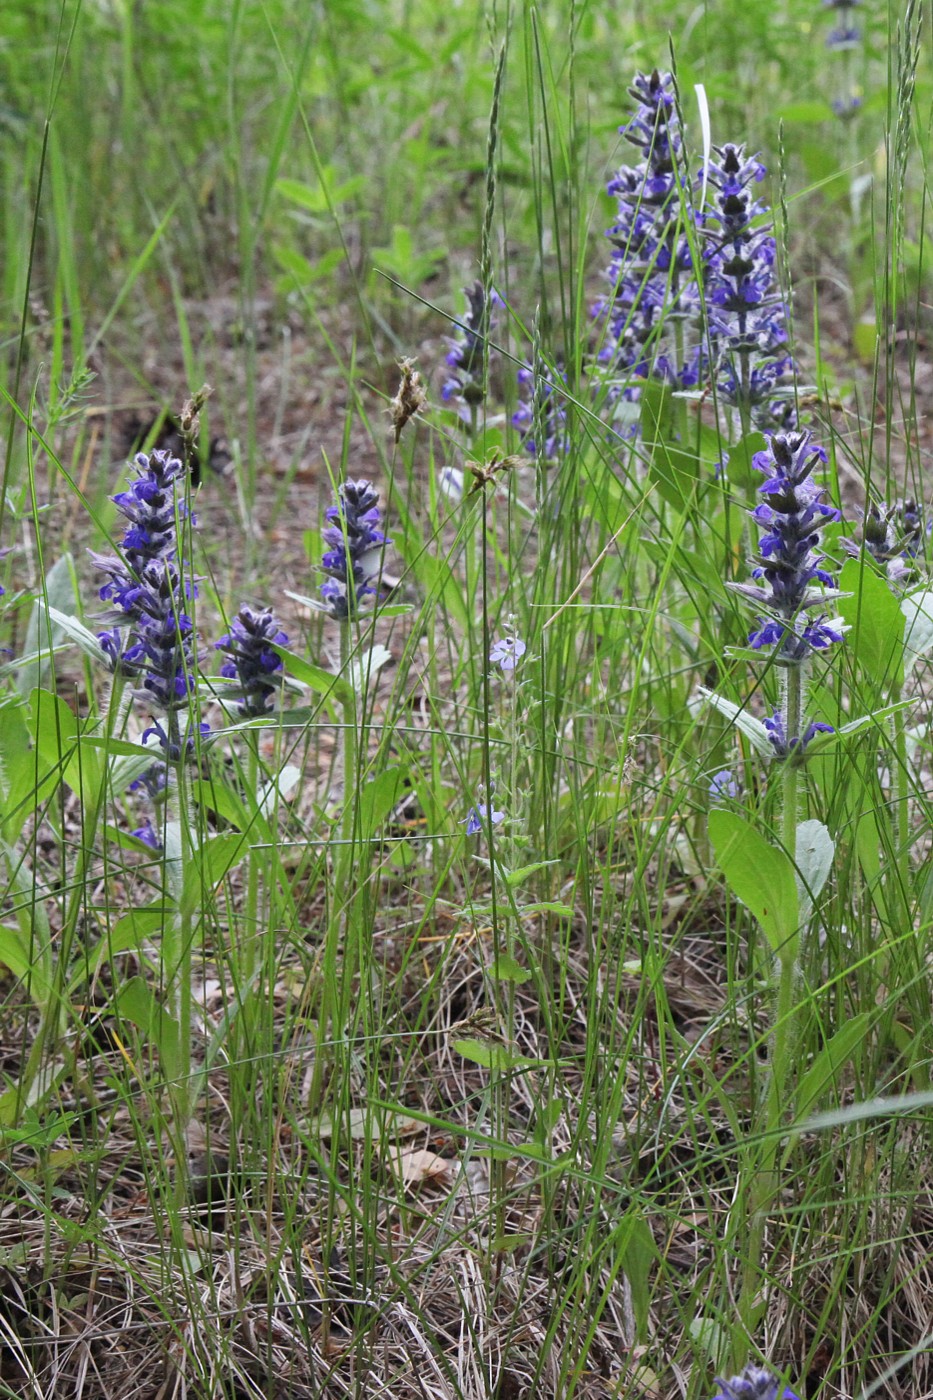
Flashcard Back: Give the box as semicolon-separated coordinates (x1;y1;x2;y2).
462;802;505;836
489;637;527;672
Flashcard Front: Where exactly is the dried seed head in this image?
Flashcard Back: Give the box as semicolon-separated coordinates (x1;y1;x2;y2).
391;358;427;443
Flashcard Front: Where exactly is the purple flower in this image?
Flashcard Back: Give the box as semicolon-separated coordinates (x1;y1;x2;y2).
512;364;568;459
826;24;860;48
131;820;163;852
763;710;835;757
216;604;289;716
128;762;169;801
711;1366;800;1400
443;282;504;409
141;718;210;761
319;478;392;620
489;637;527;672
729;431;843;663
840;497;927;587
462;802;505;836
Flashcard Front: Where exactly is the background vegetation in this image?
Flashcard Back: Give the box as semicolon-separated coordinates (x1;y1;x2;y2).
0;1;931;1397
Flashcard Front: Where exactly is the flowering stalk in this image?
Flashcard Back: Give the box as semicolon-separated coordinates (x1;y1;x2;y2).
825;0;863;122
215;603;289;1004
93;448;207;1183
308;479;391;1110
593;70;704;425
699;144;798;439
725;429;842;1358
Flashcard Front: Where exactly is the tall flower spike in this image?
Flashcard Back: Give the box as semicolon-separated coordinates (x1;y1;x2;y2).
712;1366;801;1400
728;430;843;663
320;479;392;621
699;143;799;432
594;69;698;386
216;604;289;717
92;448;206;757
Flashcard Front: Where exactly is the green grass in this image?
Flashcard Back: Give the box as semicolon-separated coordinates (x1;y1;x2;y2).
1;0;932;1397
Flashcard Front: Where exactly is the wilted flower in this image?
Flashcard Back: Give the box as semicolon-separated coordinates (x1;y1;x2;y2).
462;802;505;836
489;636;527;672
319;479;391;621
712;1365;800;1400
729;431;843;663
216;604;289;716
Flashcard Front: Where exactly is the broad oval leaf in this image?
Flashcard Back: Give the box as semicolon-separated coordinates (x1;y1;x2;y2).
708;809;799;961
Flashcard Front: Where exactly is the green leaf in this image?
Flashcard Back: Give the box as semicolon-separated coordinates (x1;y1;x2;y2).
520;901;574;917
453;1038;546;1071
615;1209;656;1343
794;820;835;921
17;555;80;696
640;380;700;511
0;925;53;1007
491;953;532;984
839;559;905;689
708;809;799;960
723;432;766;492
698;687;773;756
504;860;559;888
901;588;933;678
357;767;407;841
393;535;470;633
795;1013;872;1121
181;832;246;915
271;637;354;711
115;977;180;1068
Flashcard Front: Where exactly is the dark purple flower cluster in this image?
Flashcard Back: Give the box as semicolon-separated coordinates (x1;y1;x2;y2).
320;479;391;621
840;497;928;587
91;450;200;717
216;604;289;716
443;282;504;409
729;431;843;663
699;144;798;431
511;364;569;460
594;70;699;384
712;1366;800;1400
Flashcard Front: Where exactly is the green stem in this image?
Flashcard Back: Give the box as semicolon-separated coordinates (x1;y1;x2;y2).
309;622;360;1111
734;661;805;1364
